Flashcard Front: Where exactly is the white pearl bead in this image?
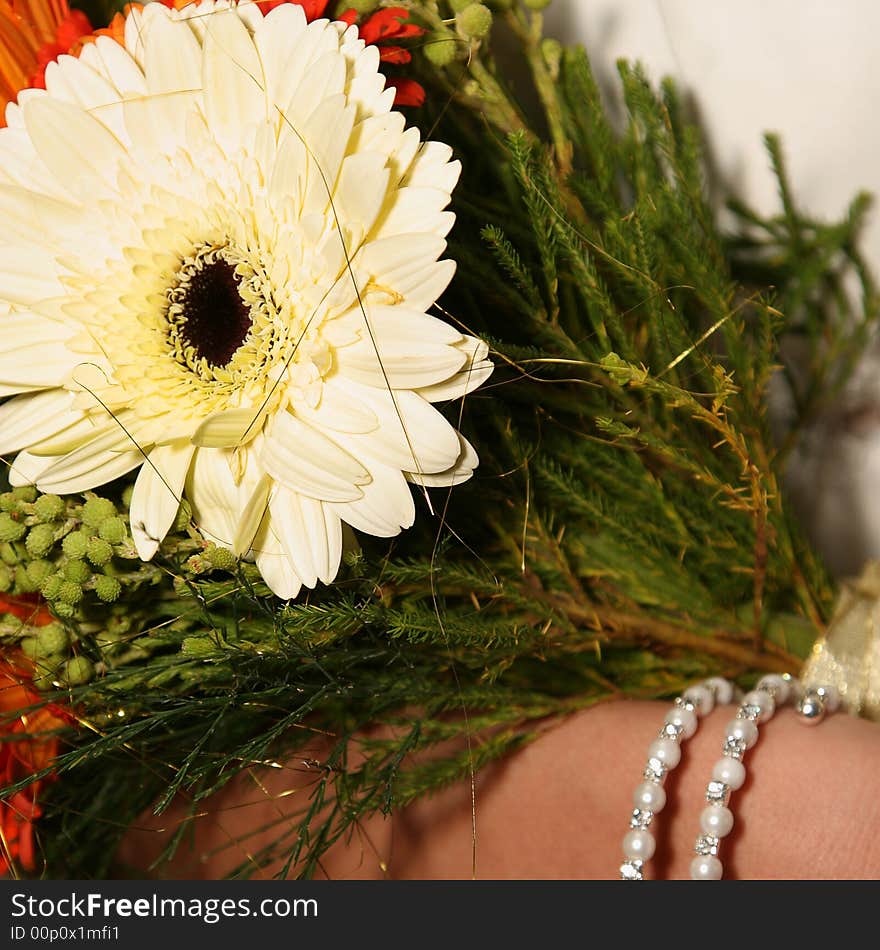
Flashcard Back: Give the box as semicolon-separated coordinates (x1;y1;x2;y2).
816;684;841;712
690;855;723;880
742;688;775;722
705;677;734;705
756;674;791;704
664;706;698;739
700;805;734;837
725;717;758;748
647;737;681;770
683;684;714;716
712;756;746;790
623;829;655;861
634;781;666;812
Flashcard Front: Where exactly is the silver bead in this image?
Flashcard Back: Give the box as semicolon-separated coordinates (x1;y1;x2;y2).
796;688;826;725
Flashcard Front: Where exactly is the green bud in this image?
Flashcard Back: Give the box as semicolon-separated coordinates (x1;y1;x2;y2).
205;544;237;572
25;523;56;558
121;483;134;509
19;637;40;659
457;3;493;38
173;498;192;533
106;614;131;637
86;537;114;567
36;622;70;656
62;655;93;686
424;30;460;66
57;580;84;606
12;486;37;503
33;494;65;523
0;492;16;512
185;554;209;575
40;572;65;601
333;0;379;14
14;565;37;593
1;543;19;566
81;496;117;528
450;0;473;11
541;36;563;77
32;669;59;691
62;530;89;559
0;512;26;543
25;559;54;588
98;517;127;545
64;560;92;584
523;0;551;8
94;574;121;603
52;602;75;620
0;564;13;593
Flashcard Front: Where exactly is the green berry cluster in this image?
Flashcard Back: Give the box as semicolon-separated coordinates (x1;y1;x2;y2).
0;489;132;619
184;542;239;576
18;620;95;689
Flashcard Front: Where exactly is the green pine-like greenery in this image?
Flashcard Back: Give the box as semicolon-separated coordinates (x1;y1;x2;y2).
1;0;876;878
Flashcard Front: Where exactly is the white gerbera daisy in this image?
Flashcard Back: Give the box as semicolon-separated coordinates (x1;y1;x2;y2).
0;0;492;598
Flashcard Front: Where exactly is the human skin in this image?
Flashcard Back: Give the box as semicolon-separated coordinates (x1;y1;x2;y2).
117;700;880;880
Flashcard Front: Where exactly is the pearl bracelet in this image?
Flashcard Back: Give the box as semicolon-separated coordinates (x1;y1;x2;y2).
689;674;840;880
620;676;734;881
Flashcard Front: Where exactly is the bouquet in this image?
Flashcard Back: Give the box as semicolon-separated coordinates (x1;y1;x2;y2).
0;0;874;879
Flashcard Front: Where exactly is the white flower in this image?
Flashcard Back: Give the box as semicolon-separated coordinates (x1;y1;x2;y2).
0;1;492;598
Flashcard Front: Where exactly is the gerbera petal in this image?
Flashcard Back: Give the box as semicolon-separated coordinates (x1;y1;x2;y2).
416;337;495;402
193;408;267;448
202;6;267;151
330;381;462;474
252;521;302;599
269;487;342;586
0;389;78;454
7;451;53;488
186;448;239;548
335;306;467;389
406;434;479;488
22;96;126;200
33;417;147;494
294;377;378;435
233;472;272;556
129;440;196;560
330;459;414;538
262;411;369;503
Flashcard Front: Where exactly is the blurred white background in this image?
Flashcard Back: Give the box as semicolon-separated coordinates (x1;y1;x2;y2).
543;0;880;576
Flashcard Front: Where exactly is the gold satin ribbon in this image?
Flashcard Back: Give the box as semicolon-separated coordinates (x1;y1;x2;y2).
800;561;880;720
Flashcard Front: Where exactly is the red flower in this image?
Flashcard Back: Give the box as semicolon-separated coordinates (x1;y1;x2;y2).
329;5;428;107
0;653;66;875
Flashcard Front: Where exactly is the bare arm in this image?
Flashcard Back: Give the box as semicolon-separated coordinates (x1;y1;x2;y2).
117;701;880;880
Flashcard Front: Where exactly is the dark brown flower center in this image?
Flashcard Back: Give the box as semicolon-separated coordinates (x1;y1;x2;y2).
175;257;252;367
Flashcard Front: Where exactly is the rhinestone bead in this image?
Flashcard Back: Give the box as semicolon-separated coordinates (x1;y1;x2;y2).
620;860;644;881
695;834;719;856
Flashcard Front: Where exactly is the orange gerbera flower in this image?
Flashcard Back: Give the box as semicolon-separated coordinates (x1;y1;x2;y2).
0;0;92;123
0;652;66;875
